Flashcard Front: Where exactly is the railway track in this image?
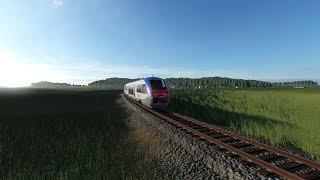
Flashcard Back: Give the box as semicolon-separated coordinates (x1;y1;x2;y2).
126;96;320;179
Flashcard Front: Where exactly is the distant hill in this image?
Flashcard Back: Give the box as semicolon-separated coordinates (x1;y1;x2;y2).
88;77;272;89
31;81;86;88
88;78;139;89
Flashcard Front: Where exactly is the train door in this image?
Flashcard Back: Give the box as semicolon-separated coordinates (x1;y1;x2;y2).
133;86;136;97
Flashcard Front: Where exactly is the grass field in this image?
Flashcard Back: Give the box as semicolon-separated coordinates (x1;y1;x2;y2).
168;88;320;160
0;88;161;179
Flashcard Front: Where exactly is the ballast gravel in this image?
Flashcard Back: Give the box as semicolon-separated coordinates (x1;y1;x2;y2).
120;94;266;179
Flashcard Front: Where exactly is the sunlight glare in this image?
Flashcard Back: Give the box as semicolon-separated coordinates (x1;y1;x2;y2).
0;52;63;87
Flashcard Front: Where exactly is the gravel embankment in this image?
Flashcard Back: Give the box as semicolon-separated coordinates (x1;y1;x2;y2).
119;94;266;179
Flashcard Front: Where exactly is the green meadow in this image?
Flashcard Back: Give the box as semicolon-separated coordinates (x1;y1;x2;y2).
0;88;161;179
1;87;319;179
168;88;320;160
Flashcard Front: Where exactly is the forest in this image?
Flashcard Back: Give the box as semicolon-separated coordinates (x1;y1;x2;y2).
88;77;273;88
31;81;86;88
165;77;272;88
88;77;319;89
88;78;138;89
31;78;318;89
272;80;318;86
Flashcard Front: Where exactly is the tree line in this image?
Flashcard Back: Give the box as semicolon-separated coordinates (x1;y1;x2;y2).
88;78;139;89
165;77;272;88
31;81;86;88
272;80;318;86
32;78;318;89
88;77;272;89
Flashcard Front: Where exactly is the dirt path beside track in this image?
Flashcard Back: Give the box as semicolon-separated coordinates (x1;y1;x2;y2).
119;94;264;179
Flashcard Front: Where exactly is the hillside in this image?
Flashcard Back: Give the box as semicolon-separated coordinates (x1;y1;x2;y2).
88;78;139;89
31;81;86;88
88;77;272;89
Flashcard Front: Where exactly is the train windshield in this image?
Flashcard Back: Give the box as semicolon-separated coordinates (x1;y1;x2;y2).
150;80;166;90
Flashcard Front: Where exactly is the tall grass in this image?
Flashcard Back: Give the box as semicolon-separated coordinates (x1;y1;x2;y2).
168;88;320;160
0;89;162;179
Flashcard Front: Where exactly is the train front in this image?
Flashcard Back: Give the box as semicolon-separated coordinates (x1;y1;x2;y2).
147;78;170;109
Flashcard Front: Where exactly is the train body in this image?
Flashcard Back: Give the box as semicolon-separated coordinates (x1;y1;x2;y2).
124;77;170;109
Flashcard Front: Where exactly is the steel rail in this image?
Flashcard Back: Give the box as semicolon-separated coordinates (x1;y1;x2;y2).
171;111;320;171
125;95;320;179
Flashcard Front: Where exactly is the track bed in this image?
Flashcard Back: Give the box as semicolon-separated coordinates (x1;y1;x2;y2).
126;96;320;179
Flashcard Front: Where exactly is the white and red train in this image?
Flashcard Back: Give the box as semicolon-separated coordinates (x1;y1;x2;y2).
124;77;170;109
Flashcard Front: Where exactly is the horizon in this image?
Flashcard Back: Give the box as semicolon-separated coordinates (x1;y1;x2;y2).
1;0;320;87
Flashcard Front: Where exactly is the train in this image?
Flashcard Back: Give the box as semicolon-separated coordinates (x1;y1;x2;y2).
124;77;170;109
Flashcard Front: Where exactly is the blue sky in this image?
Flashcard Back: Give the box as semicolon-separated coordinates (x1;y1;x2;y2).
0;0;319;86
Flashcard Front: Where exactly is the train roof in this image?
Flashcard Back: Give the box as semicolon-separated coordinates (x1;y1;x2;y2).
143;77;163;80
125;77;164;86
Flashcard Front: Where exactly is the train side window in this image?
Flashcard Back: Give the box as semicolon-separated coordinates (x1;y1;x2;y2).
140;85;143;93
139;85;142;93
141;84;147;93
129;87;134;95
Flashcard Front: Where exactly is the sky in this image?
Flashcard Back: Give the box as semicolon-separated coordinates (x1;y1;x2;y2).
0;0;320;87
